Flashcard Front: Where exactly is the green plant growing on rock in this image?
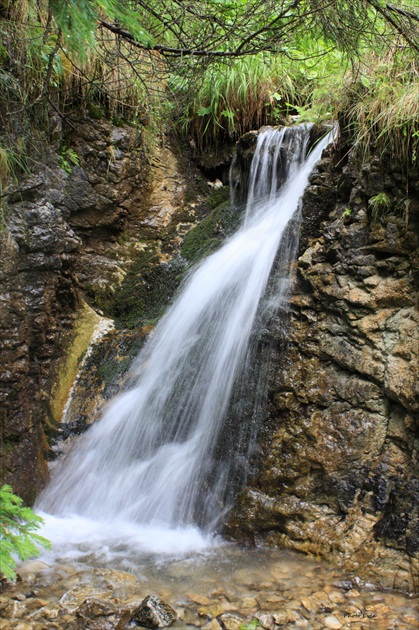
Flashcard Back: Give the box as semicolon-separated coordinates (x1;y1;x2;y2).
369;191;391;221
239;620;260;630
181;194;239;263
0;485;51;581
0;140;30;195
59;146;80;174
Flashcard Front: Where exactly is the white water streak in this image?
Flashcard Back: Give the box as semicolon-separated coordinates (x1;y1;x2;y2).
38;124;335;555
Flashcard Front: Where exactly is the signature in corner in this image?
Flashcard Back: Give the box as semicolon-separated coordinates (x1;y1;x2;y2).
344;611;378;619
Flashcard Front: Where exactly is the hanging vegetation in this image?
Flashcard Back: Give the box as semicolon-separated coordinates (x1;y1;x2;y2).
0;0;417;185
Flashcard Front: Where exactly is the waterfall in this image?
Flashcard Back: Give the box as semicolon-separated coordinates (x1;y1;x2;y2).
38;124;335;555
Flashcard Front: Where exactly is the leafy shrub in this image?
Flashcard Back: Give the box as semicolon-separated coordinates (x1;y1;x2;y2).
0;485;51;581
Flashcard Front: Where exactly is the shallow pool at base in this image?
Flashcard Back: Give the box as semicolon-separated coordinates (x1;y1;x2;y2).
7;530;417;630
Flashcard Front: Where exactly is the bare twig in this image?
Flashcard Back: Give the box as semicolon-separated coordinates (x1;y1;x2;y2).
47;98;76;130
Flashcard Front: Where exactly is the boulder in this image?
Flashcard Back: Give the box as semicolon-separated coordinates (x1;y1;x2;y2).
129;595;177;628
76;598;131;630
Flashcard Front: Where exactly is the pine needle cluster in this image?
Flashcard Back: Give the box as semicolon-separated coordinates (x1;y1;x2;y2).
0;485;51;582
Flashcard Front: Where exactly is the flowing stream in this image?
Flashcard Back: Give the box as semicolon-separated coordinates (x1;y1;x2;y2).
38;124;335;559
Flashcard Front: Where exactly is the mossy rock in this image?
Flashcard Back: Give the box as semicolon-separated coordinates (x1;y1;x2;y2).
181;198;242;263
109;247;187;329
108;191;242;328
208;185;230;209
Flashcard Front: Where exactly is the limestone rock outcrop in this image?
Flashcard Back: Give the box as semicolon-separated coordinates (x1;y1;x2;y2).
229;140;419;592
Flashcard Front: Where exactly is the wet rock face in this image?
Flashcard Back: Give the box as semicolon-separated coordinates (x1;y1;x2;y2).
0;121;145;501
0;190;80;500
0;119;148;500
229;144;419;591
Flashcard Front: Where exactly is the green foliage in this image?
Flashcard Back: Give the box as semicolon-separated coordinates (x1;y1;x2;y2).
0;485;51;581
0;0;163;149
59;146;80;174
310;45;419;165
174;31;347;148
49;0;155;59
0;0;418;168
239;620;260;630
369;191;391;221
173;52;301;149
0;140;30;195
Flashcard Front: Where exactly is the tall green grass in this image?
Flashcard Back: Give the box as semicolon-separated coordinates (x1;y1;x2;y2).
177;35;418;168
171;33;347;149
344;53;419;165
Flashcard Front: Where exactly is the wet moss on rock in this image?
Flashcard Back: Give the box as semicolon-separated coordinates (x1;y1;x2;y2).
58;328;148;438
109;247;187;329
109;188;238;328
181;197;242;263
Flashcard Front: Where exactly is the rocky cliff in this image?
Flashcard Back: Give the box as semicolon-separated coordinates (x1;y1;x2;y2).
0;117;208;500
228;135;419;592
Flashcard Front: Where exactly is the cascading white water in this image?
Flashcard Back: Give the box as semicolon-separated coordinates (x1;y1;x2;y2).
38;124;335;557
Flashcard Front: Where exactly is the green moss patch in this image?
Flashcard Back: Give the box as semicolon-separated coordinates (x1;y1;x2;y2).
109;246;186;328
181;197;242;263
108;189;242;328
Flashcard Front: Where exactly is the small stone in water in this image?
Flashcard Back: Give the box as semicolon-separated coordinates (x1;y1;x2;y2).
300;597;315;612
189;594;212;606
130;594;177;628
264;594;283;604
286;609;301;623
273;611;288;625
217;612;245;630
334;580;353;591
323;615;342;629
76;597;131;629
197;604;224;619
404;615;419;626
59;585;112;613
257;613;275;629
328;591;345;604
0;599;26;619
241;597;258;609
31;604;60;620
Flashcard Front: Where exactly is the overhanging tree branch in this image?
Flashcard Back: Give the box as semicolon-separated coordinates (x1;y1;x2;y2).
234;0;303;54
387;3;419;23
98;19;276;57
366;0;419;52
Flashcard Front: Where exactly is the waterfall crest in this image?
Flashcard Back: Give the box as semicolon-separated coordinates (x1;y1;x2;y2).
38;124;335;551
